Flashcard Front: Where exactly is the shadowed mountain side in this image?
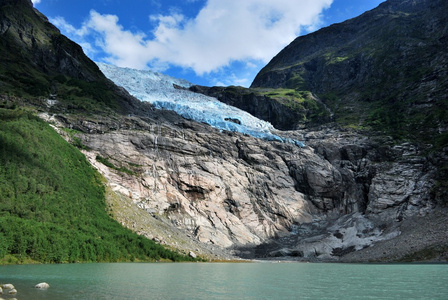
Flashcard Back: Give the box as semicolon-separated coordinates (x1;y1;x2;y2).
0;0;148;115
251;0;448;144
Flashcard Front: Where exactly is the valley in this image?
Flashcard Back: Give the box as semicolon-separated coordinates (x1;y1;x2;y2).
0;0;447;263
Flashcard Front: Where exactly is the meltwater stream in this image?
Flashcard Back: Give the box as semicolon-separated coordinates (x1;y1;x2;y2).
1;263;447;299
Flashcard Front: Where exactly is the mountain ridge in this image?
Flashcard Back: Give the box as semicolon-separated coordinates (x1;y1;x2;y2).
250;0;448;144
0;0;149;114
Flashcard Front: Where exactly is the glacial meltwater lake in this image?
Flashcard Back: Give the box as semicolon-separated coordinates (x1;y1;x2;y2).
1;262;447;299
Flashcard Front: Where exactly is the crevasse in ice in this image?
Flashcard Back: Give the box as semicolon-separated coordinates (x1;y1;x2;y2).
97;63;304;147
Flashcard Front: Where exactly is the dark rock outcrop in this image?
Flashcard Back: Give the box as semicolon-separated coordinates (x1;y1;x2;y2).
189;85;306;130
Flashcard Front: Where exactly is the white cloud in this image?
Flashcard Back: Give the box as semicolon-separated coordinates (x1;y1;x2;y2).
86;11;153;68
31;0;41;4
51;16;89;37
51;0;333;83
142;0;333;74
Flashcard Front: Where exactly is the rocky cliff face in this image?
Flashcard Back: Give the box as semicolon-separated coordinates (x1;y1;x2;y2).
38;109;446;261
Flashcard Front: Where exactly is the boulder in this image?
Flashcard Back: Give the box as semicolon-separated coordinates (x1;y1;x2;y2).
8;289;17;295
35;282;50;289
1;284;14;290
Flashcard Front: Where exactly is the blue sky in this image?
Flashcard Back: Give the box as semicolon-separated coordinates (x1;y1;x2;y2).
31;0;384;87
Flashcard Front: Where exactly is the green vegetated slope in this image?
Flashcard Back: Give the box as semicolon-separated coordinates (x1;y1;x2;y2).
252;0;448;144
253;88;330;126
0;108;195;263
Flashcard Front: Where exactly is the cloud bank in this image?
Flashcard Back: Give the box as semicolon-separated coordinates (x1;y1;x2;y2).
52;0;333;83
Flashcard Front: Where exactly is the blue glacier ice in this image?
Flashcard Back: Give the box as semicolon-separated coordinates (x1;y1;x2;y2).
97;63;304;147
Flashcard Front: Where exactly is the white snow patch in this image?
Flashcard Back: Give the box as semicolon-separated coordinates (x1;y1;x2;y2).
97;63;304;146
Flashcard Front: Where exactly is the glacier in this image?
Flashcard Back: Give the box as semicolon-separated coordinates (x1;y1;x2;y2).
97;63;304;147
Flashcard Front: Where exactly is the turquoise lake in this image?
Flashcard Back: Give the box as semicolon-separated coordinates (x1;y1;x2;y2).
1;262;447;299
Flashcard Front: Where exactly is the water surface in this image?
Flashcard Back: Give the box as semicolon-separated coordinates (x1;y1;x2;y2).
1;262;447;299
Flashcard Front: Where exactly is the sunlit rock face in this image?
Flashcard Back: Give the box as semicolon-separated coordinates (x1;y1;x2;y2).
44;100;438;260
71;115;316;248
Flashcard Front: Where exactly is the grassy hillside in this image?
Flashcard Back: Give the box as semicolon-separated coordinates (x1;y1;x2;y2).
254;88;330;125
0;107;195;264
